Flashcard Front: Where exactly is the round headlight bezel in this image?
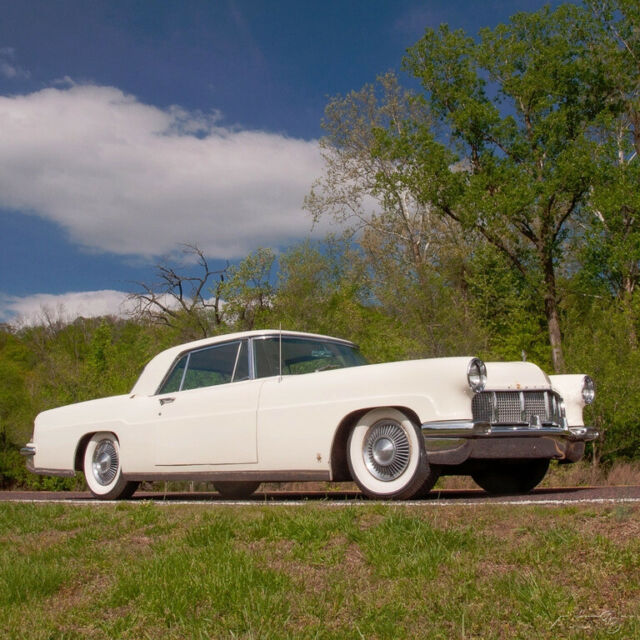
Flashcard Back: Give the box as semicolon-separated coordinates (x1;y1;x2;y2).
467;358;487;393
582;375;595;405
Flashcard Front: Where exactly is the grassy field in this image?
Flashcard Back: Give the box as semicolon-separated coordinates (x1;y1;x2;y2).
1;501;639;639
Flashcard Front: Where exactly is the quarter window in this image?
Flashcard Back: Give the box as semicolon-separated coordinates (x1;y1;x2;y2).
159;354;188;393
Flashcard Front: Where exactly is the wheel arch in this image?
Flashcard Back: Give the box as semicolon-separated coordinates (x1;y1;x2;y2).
74;431;119;471
329;405;422;481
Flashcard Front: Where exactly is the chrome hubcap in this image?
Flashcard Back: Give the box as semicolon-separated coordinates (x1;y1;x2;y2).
92;439;119;486
363;420;410;481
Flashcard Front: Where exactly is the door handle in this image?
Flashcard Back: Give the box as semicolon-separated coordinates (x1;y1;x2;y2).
159;397;175;406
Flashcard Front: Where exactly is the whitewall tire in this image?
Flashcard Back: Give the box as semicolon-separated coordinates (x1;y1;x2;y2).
347;408;431;500
83;432;139;500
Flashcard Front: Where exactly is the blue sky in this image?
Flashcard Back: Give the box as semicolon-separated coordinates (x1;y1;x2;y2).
0;0;559;324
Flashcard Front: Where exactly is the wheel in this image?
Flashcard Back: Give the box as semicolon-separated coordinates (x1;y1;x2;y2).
471;459;550;495
347;408;432;500
83;432;139;500
213;481;261;498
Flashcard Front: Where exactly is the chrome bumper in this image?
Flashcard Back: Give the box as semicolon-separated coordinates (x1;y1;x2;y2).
19;442;77;478
421;420;599;465
20;445;36;473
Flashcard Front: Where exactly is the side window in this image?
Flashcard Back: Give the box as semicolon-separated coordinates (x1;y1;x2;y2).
158;340;249;393
253;337;364;378
280;338;338;374
288;340;335;374
182;342;240;390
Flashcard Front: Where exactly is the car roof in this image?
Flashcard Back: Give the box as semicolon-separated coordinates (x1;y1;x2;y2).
130;329;356;396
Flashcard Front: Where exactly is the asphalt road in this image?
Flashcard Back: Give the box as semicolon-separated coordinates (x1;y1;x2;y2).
2;485;640;505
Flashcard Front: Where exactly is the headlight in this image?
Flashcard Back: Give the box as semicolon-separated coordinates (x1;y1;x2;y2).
467;358;487;392
582;375;595;405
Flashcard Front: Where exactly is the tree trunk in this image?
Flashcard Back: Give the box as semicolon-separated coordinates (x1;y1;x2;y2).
546;297;566;373
622;275;638;349
542;255;566;373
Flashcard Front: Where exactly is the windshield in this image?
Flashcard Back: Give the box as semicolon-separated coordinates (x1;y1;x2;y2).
253;336;368;378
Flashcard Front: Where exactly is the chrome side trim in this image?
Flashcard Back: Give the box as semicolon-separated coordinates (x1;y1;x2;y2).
28;467;76;477
122;469;331;483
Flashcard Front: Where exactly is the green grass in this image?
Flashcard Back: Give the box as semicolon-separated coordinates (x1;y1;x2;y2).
0;502;638;639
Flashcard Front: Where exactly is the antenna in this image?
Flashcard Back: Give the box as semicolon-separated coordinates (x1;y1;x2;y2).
278;324;282;382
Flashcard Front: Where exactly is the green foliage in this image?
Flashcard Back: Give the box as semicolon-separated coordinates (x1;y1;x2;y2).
0;332;34;447
274;241;367;336
564;298;640;461
219;247;276;331
466;245;552;367
397;4;615;373
0;318;161;487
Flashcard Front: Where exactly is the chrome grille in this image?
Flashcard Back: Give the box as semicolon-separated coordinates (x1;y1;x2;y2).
472;390;564;426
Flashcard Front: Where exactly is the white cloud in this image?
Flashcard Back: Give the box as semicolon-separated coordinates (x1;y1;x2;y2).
0;83;327;258
0;289;227;327
0;47;30;79
0;290;134;326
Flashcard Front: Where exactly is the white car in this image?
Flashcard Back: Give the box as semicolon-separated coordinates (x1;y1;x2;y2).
22;329;598;500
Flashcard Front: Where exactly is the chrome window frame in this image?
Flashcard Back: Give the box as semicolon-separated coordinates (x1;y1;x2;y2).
157;333;363;393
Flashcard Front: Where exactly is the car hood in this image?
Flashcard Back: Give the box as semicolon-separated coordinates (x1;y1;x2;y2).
484;361;551;391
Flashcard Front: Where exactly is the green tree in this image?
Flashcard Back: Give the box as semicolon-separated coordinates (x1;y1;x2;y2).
220;248;275;331
272;239;411;361
581;0;640;345
305;74;486;358
466;245;551;365
395;4;613;372
564;299;640;462
0;329;34;446
305;73;444;278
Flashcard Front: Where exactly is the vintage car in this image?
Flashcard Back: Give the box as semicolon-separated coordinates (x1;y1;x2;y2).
21;329;598;500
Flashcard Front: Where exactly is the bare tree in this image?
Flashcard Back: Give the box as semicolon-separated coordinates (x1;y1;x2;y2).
129;244;227;339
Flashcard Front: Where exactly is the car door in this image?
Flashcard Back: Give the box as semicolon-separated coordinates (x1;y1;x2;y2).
153;340;259;466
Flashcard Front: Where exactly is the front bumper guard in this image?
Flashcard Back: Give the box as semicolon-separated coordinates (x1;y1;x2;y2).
421;420;599;465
